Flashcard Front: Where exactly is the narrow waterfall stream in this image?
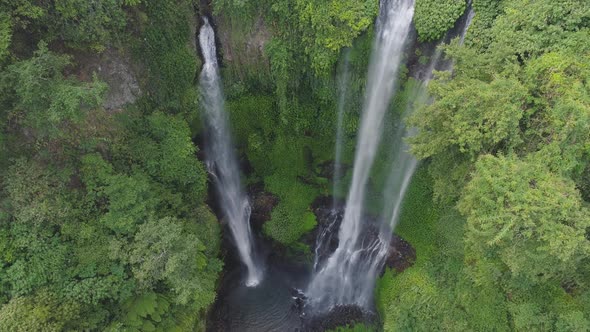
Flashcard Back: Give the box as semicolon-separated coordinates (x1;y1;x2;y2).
312;50;352;273
332;49;351;207
199;17;262;287
306;0;415;310
460;7;475;45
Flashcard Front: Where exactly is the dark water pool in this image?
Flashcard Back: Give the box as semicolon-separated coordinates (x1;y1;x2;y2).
206;201;390;331
208;257;310;331
207;248;380;331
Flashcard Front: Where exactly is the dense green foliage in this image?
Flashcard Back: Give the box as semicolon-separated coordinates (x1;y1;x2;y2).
1;0;588;330
227;95;326;247
136;0;200;114
378;166;588;331
213;0;378;249
382;0;590;330
0;0;137;51
214;0;378;76
414;0;466;41
0;1;220;330
216;8;379;248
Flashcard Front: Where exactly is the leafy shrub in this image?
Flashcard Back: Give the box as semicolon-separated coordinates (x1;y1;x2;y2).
414;0;466;41
136;0;198;114
262;173;318;245
465;0;506;50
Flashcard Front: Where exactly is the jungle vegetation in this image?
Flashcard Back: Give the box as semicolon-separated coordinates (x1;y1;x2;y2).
0;0;588;331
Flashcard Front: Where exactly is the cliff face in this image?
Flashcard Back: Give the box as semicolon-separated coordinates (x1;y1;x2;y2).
74;48;141;112
208;11;273;87
215;14;271;64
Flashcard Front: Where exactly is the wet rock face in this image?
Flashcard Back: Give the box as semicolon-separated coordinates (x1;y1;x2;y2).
386;234;416;273
247;183;279;230
308;196;417;275
216;14;271;63
316;160;350;182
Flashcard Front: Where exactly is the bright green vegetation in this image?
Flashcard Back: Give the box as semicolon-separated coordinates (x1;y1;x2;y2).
217;3;379;249
377;168;511;331
1;0;135;52
328;323;377;332
214;0;378;76
1;0;589;330
137;0;200;114
227;95;325;246
380;0;590;330
414;0;466;41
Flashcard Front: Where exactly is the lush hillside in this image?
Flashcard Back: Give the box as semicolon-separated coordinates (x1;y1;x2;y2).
0;0;588;331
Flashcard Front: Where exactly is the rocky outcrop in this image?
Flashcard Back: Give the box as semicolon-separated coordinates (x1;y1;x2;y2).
75;48;141;111
247;183;279;230
216;13;271;63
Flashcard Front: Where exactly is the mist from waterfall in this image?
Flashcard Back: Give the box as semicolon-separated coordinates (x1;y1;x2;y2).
198;17;262;287
306;0;415;310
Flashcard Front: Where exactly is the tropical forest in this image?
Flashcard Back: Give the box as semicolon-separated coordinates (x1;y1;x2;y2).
0;0;589;331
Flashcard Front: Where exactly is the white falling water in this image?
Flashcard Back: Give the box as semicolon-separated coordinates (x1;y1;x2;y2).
332;49;351;207
307;0;415;309
460;6;475;45
199;18;262;287
375;0;476;265
311;51;352;272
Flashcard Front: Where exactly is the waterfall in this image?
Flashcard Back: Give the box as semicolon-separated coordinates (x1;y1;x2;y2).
198;17;262;287
441;3;474;75
374;0;476;273
311;51;352;272
460;6;475;45
306;0;415;310
332;49;351;207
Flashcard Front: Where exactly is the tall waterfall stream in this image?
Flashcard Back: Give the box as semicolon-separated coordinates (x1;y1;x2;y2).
199;17;262;287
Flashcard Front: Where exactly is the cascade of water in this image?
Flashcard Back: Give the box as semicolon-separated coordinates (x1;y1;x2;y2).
332;49;351;207
199;17;262;287
460;0;476;42
460;7;475;45
366;14;476;285
366;65;438;293
310;51;352;273
446;3;475;72
306;0;415;310
374;0;476;261
366;0;479;303
312;209;340;272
